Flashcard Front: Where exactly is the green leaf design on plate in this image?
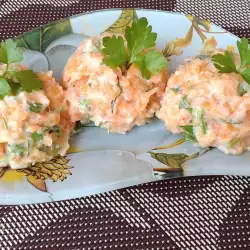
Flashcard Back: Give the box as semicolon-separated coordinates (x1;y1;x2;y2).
194;17;210;32
103;9;138;34
13;19;72;52
162;25;193;57
17;156;72;181
27;176;47;192
149;151;199;171
0;167;7;178
186;15;211;42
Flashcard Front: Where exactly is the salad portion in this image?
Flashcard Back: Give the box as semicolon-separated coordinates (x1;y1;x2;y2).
157;38;250;155
0;40;73;169
62;18;168;134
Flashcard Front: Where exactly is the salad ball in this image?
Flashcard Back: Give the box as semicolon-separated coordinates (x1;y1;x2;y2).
62;36;168;134
0;65;73;169
157;50;250;155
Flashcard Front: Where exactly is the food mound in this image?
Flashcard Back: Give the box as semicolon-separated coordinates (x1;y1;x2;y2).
62;37;168;133
62;17;168;134
157;50;250;155
0;65;73;169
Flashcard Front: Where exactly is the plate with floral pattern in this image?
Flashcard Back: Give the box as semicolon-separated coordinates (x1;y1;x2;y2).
1;9;249;205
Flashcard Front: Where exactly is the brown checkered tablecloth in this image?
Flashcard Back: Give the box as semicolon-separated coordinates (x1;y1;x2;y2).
1;1;250;249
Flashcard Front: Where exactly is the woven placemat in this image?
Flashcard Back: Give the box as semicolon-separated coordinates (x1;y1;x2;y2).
1;1;250;249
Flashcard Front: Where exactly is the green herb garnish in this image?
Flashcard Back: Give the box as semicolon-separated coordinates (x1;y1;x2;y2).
0;39;23;65
179;96;189;109
102;36;128;69
212;37;250;84
49;125;60;135
0;39;43;99
171;87;180;93
80;99;90;108
134;50;168;80
9;144;26;155
102;17;168;79
27;139;31;155
179;96;193;114
228;137;241;148
28;102;43;113
2;118;8;129
181;125;198;142
14;70;43;92
0;77;11;99
31;132;43;142
10;81;23;95
197;110;207;134
52;142;59;157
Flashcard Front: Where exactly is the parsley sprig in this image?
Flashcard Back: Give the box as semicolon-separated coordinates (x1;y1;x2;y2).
212;37;250;84
102;17;168;79
0;39;43;99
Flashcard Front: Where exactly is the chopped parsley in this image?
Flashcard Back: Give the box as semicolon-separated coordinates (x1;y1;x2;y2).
181;125;198;142
171;87;181;93
49;125;60;135
31;132;43;142
179;96;193;114
2;118;8;129
9;144;26;155
197;110;207;134
28;102;43;113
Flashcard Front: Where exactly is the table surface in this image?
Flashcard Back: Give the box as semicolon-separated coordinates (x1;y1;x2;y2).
1;1;250;249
